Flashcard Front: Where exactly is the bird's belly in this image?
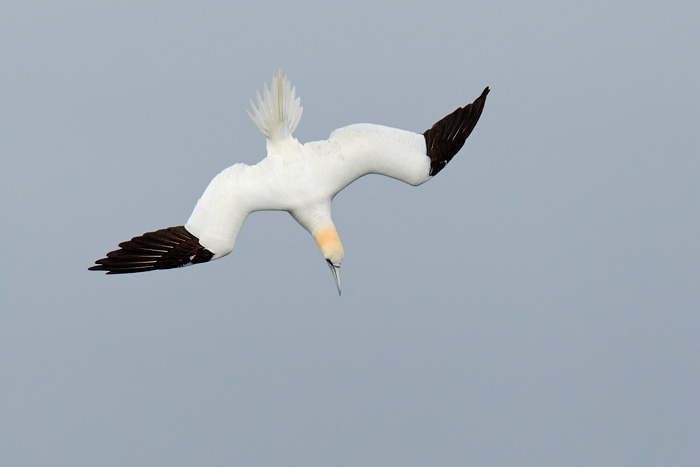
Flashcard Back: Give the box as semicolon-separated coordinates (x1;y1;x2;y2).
276;178;332;211
258;155;334;211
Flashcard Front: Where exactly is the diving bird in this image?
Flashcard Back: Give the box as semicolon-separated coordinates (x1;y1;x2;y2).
89;70;489;295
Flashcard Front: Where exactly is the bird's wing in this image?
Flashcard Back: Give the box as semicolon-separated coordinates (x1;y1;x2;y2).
184;163;283;258
88;226;215;274
319;86;490;195
89;163;275;274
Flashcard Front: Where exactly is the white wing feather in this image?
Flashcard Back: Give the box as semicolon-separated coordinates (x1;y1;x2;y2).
184;164;282;258
314;123;432;196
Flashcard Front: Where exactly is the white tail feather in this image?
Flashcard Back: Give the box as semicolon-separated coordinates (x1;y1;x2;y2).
246;69;303;141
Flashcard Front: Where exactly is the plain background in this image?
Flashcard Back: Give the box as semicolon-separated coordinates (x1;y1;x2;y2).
1;1;698;465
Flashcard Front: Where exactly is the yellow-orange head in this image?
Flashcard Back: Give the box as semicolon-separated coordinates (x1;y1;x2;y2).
313;226;344;295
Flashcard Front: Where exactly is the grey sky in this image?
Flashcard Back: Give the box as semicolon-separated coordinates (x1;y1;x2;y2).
1;1;698;465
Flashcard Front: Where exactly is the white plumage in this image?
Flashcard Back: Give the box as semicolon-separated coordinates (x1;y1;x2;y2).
90;69;489;295
246;70;303;141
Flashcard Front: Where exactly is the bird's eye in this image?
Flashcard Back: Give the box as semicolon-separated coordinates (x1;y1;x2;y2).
326;259;333;266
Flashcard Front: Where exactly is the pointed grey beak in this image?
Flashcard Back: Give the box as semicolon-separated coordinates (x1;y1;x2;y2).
327;261;342;296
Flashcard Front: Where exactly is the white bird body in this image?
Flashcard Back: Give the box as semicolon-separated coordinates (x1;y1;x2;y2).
91;70;489;295
185;123;430;258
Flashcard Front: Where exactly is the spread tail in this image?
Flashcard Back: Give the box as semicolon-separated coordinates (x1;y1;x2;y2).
246;69;303;142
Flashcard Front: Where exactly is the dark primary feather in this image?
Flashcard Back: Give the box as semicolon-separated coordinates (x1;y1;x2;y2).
423;86;490;176
88;226;213;274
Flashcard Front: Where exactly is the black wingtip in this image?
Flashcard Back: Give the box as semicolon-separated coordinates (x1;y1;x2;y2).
89;226;214;274
423;86;489;176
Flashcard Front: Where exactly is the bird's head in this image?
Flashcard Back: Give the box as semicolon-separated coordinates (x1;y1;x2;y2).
313;226;344;295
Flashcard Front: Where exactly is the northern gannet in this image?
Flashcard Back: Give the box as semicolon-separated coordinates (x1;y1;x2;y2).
90;70;489;295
